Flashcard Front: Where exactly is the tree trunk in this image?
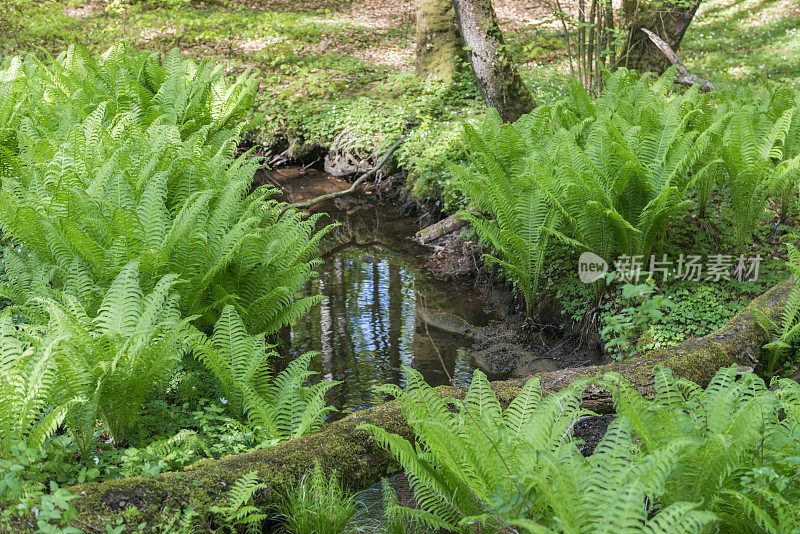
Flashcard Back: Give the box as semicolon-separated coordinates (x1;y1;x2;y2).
621;0;703;73
415;0;466;80
64;279;793;531
452;0;536;122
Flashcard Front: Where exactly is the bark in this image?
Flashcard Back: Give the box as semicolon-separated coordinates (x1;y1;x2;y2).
65;279;793;531
641;28;714;91
452;0;536;122
415;0;466;80
621;0;703;73
414;208;474;244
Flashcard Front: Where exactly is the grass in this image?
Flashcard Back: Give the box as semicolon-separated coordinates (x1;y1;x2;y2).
682;0;800;88
4;0;800;361
275;462;360;534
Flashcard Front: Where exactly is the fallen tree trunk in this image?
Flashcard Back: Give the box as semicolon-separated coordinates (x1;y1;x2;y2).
414;208;475;244
67;279;794;530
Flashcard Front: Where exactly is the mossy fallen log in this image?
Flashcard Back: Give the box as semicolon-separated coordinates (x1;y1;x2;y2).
66;279;794;531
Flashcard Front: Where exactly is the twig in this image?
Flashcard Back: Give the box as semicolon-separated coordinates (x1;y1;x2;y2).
641;28;714;92
280;132;411;214
420;297;453;384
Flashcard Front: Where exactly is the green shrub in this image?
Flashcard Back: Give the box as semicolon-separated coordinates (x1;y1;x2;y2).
367;365;800;532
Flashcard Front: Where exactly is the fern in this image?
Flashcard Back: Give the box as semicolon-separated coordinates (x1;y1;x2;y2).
0;44;330;338
453;110;558;312
193;306;339;444
457;70;719;307
602;365;800;532
210;471;269;534
719;102;797;251
362;368;590;531
369;366;800;532
759;240;800;375
36;261;193;451
0;311;76;458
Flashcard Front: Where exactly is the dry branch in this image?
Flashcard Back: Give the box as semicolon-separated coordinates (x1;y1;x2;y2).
641;28;715;92
414;208;475;245
280;133;410;213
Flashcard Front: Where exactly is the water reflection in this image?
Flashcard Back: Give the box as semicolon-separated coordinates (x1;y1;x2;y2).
290;247;493;416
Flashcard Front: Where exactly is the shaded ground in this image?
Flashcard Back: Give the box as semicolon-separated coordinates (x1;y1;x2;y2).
682;0;800;87
7;0;798;83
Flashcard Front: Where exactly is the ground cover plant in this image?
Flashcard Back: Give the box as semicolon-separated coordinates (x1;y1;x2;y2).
369;365;800;533
2;0;800;532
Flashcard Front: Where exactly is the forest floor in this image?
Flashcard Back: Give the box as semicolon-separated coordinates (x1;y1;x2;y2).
4;0;798;166
6;0;799;84
3;0;799;364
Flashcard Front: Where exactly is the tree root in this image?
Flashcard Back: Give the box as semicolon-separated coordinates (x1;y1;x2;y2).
279;132;411;214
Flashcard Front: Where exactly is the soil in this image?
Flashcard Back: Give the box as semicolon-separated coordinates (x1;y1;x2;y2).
261;162;604;380
573;414;615;456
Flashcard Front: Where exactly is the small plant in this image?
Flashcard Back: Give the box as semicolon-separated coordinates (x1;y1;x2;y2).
758;240;800;376
36;261;194;452
381;479;424;534
210;471;269;534
192;306;340;445
452;109;557;313
720;103;797;251
0;311;75;459
275;461;359;534
601;278;673;360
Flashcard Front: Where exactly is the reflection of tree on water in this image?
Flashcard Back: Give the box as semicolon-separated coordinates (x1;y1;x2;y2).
291;246;484;416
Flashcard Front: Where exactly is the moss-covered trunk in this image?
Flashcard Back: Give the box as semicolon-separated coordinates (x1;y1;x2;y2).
621;0;703;73
415;0;466;80
64;279;792;531
452;0;536;122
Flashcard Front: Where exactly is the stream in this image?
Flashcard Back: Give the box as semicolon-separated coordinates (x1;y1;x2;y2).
259;166;510;413
259;165;511;527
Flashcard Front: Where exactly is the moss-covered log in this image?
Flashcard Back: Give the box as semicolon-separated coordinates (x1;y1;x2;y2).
65;279;793;531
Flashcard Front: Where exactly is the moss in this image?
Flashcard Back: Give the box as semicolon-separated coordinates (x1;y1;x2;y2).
62;279;795;532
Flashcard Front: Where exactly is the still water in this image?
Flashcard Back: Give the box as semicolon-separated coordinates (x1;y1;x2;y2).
265;168;504;528
288;208;500;416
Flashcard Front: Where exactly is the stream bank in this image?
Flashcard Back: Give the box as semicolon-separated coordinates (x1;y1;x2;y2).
256;164;603;401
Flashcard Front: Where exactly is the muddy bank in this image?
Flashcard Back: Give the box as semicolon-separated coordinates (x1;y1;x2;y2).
260;164;601;381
